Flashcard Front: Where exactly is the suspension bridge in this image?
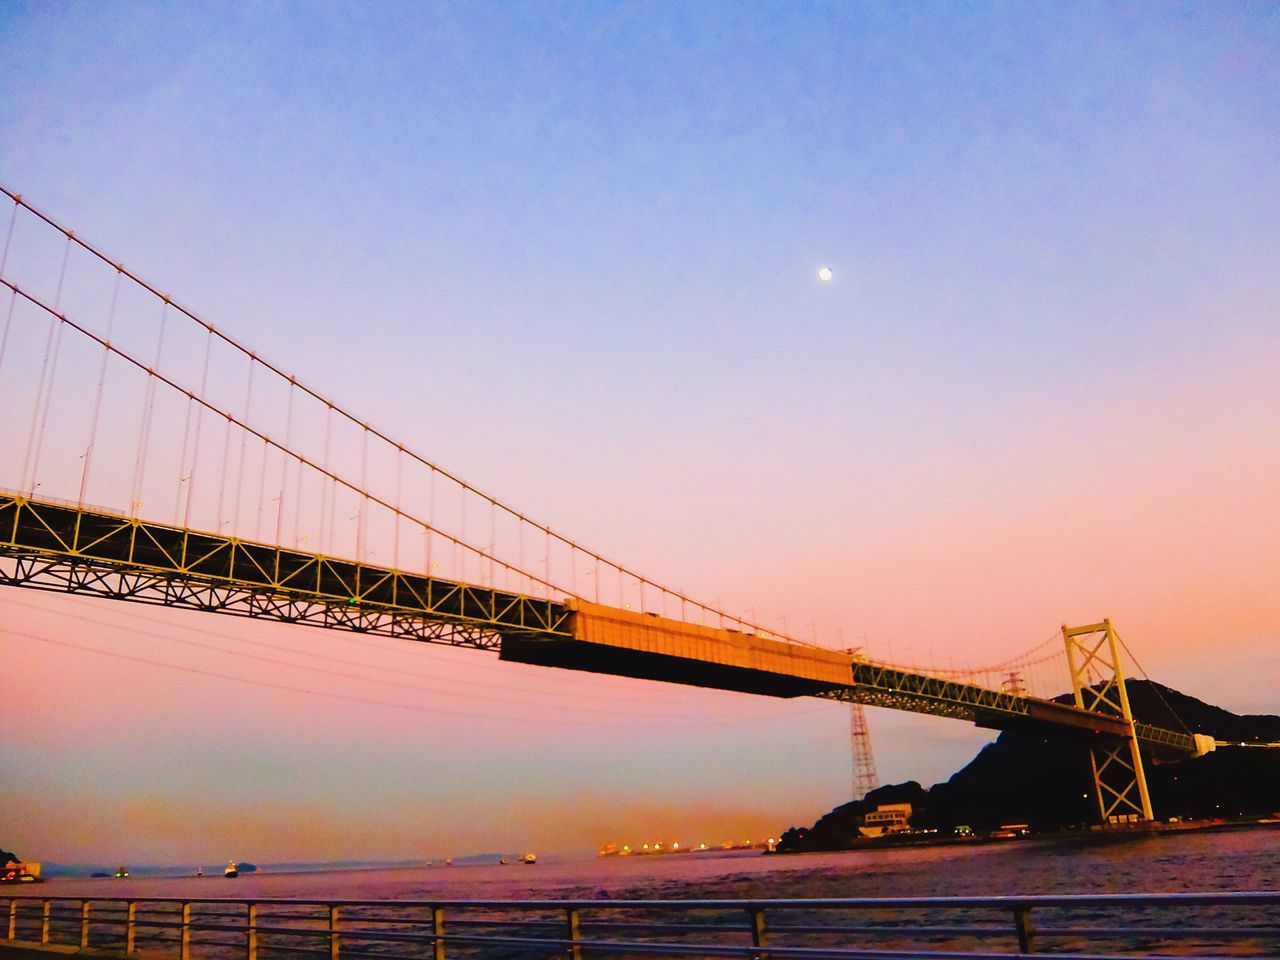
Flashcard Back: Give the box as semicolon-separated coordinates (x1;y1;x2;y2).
0;186;1241;825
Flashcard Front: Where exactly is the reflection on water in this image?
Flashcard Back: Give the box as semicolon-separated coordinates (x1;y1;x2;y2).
28;830;1280;958
39;828;1280;901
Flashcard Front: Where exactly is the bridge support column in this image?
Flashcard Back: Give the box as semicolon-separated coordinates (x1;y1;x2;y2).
1063;620;1154;823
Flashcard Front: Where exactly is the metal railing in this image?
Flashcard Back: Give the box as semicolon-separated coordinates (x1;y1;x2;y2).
4;892;1280;960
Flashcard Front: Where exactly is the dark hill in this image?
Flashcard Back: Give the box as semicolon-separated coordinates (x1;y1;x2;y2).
778;682;1279;852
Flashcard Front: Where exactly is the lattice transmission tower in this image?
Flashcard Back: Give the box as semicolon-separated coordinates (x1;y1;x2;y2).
849;702;879;800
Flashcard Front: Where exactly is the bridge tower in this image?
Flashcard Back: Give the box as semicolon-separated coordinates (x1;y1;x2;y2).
1062;620;1154;823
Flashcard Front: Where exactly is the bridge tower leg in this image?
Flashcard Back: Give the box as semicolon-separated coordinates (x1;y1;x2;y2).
1062;620;1154;824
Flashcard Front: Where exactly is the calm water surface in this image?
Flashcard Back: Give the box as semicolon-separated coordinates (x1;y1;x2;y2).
17;832;1280;958
41;828;1279;901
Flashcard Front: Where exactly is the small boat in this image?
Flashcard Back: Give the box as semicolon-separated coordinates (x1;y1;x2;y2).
224;860;238;878
114;867;129;878
195;867;204;877
498;857;510;865
521;853;537;865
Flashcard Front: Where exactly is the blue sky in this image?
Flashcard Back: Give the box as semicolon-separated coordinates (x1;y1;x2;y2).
1;2;1277;863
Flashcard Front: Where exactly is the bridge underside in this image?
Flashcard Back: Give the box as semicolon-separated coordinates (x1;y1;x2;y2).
0;493;1196;758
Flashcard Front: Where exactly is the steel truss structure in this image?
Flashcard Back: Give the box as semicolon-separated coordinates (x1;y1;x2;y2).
1;492;1199;785
0;493;571;649
848;702;880;800
819;655;1196;756
1063;619;1156;822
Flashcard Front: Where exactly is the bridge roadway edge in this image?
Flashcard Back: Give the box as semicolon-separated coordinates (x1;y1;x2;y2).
0;492;1197;760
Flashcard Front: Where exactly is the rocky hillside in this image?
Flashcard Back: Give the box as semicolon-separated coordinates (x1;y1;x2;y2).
778;681;1280;852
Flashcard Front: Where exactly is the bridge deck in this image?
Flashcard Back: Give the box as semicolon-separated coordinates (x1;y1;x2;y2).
0;493;1195;755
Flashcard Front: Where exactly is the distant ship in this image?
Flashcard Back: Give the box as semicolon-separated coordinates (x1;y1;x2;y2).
498;857;510;865
224;861;238;878
195;867;204;878
521;853;537;865
114;867;129;879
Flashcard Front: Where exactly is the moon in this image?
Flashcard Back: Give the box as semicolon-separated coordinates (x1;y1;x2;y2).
817;266;833;283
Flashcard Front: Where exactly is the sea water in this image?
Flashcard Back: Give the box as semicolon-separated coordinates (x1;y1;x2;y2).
23;830;1279;957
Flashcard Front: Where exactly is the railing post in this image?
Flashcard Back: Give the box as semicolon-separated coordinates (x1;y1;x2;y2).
564;907;582;960
181;902;192;960
126;902;137;954
8;899;17;940
1013;906;1036;953
329;905;341;960
41;900;51;945
80;900;91;950
430;906;445;960
247;904;258;960
749;907;768;959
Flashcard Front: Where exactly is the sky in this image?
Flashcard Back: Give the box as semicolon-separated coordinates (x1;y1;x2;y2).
1;1;1278;866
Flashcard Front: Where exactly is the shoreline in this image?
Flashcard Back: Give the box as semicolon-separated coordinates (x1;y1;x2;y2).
770;816;1280;856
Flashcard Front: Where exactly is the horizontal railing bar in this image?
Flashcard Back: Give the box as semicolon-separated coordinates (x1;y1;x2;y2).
1035;926;1280;939
252;946;327;957
23;917;1278;939
418;931;1177;960
2;927;1259;960
309;915;563;928
7;891;1280;910
584;920;756;933
765;925;1014;937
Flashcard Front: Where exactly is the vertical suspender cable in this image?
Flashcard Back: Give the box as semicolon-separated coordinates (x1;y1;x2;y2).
171;314;201;525
292;450;304;550
232;362;255;533
357;428;369;562
0;199;17;275
22;234;72;495
277;383;294;548
426;467;435;575
79;271;122;507
320;404;333;554
29;322;66;495
393;449;402;569
129;302;169;517
183;327;214;532
0;289;17;406
254;434;270;541
215;400;234;532
544;528;550;596
458;487;466;583
173;375;196;523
